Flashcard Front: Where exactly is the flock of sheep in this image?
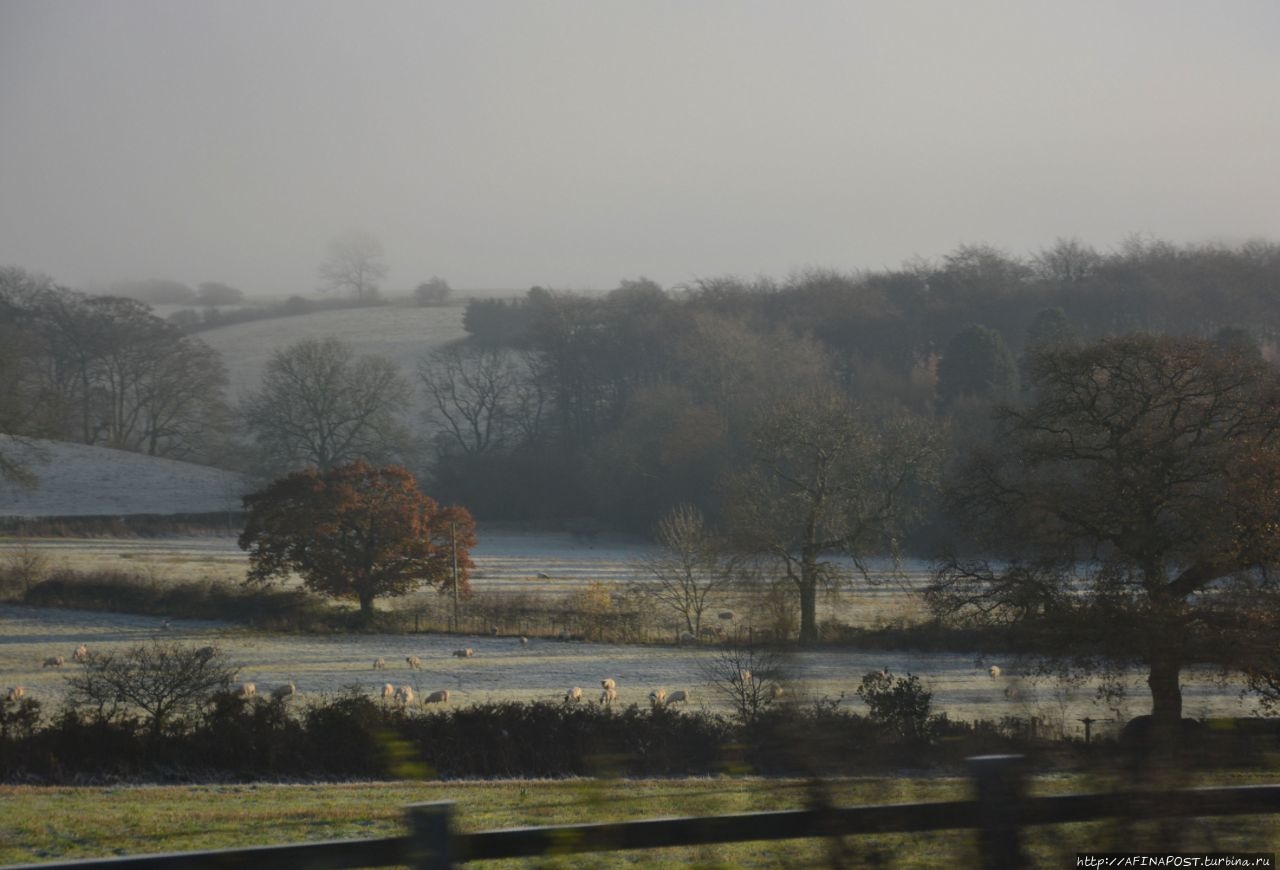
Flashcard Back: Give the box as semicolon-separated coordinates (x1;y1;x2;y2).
7;637;1009;713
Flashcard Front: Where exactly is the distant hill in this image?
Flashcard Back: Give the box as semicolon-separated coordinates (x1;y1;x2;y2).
196;303;469;399
0;439;247;518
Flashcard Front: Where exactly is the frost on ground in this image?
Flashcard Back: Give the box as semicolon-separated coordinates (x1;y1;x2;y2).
198;304;468;400
0;603;1259;737
0;438;247;518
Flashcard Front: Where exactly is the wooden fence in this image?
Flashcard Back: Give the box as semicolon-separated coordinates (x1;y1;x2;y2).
6;756;1280;869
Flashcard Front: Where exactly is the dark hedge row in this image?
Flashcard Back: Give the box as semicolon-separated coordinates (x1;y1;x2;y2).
1;693;1033;783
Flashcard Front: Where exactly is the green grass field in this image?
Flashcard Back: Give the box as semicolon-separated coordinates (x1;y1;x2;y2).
3;773;1278;868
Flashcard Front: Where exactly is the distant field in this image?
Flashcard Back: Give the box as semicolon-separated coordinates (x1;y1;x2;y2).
0;439;246;518
197;302;469;400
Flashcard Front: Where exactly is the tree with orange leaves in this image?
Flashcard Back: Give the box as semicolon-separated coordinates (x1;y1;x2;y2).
239;461;476;616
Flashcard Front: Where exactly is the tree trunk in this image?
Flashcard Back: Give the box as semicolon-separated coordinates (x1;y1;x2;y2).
1148;645;1183;751
798;576;818;645
358;590;376;618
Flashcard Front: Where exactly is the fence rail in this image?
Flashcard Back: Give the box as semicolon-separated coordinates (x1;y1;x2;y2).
5;756;1279;870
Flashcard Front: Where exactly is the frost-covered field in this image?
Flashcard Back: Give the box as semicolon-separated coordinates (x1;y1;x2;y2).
0;439;247;518
197;303;468;400
0;603;1258;738
0;529;1263;735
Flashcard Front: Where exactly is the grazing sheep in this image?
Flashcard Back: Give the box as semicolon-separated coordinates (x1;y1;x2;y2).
452;648;474;658
565;687;583;703
767;682;784;701
519;636;529;645
406;655;423;670
381;682;395;700
42;655;65;668
600;678;616;691
699;625;723;639
424;690;450;704
718;611;735;621
678;631;696;645
989;665;1002;679
373;657;387;670
239;682;257;698
271;682;296;701
72;644;89;663
394;685;415;705
600;687;618;705
6;686;25;702
665;690;689;705
648;688;667;707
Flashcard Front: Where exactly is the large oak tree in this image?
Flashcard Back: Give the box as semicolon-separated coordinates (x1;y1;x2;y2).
930;334;1280;741
239;462;475;615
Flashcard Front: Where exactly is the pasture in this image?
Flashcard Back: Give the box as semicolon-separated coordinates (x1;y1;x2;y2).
196;302;469;401
0;529;1265;737
3;772;1278;867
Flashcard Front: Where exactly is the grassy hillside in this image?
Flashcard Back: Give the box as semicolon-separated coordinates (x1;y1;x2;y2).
197;302;469;399
0;439;246;518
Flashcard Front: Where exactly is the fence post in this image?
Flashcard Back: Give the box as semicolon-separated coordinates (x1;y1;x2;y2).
969;754;1026;870
407;801;456;869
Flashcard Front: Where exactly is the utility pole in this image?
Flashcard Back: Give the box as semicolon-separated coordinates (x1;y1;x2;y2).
451;521;459;633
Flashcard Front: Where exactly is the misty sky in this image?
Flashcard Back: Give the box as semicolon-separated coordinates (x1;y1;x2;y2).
2;1;1278;297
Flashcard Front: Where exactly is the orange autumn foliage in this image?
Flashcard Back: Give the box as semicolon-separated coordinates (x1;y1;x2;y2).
239;461;476;614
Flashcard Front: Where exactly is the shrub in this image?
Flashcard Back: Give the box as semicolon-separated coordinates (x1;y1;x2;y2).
855;670;933;741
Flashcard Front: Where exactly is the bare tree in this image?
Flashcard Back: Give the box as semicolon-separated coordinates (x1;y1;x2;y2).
66;641;238;737
318;231;387;301
242;336;411;472
725;390;944;645
700;644;788;722
635;503;739;637
417;345;525;455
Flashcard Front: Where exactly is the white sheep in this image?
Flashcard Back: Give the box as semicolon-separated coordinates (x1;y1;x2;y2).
665;689;689;705
601;678;616;691
406;655;423;670
600;686;618;705
271;682;296;701
678;631;696;645
6;686;25;702
239;682;257;698
72;644;89;663
565;687;583;703
649;688;667;707
452;648;474;658
373;657;387;670
394;685;415;705
989;665;1002;679
381;682;395;700
42;655;65;668
424;689;450;704
519;636;529;645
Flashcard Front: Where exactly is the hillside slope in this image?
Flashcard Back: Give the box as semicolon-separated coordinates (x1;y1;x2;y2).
0;439;247;517
197;304;468;399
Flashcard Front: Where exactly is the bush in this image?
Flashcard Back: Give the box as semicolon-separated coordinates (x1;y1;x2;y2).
855;670;933;742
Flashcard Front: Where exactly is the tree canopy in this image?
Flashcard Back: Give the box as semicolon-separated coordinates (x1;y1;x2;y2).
931;334;1280;741
239;461;476;615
